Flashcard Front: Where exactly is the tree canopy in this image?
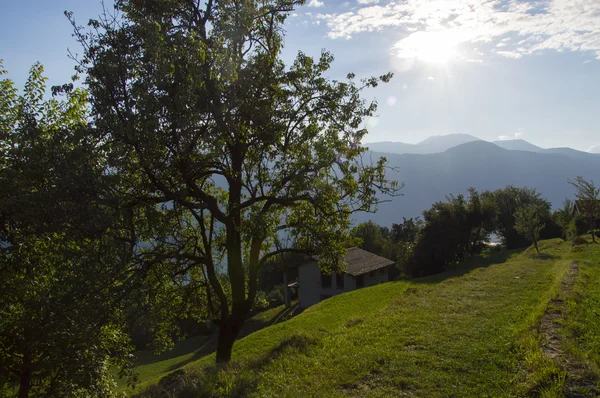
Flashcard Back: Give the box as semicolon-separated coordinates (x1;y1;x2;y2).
70;0;398;363
514;205;545;253
0;62;135;397
569;176;600;242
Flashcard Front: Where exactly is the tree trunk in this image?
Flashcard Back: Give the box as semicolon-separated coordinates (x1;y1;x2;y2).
534;240;540;253
215;313;243;363
18;367;31;398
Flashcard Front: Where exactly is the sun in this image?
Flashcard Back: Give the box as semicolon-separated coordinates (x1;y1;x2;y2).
393;31;461;65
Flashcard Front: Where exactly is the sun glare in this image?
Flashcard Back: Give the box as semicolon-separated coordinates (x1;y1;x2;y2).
393;31;461;65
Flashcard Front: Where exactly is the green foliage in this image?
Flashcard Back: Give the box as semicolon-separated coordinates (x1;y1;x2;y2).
351;221;390;256
70;0;398;363
0;62;135;396
391;217;423;243
486;186;551;249
563;238;600;387
406;188;495;277
569;176;600;242
553;199;575;240
514;205;546;253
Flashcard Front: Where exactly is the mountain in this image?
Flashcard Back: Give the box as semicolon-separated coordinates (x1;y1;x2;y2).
363;134;479;155
543;147;600;160
416;134;480;153
353;141;600;226
492;139;543;152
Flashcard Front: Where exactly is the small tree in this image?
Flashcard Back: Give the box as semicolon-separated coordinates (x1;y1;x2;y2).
513;205;546;253
569;176;600;242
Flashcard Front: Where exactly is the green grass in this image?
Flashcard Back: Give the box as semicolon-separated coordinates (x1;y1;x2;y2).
135;238;600;397
562;238;600;389
118;301;302;393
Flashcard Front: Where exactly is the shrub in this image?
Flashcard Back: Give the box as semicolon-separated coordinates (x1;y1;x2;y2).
266;285;285;307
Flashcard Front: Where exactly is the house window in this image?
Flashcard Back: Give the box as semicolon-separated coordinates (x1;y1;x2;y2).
369;270;375;278
336;273;345;289
321;272;332;289
380;267;386;275
356;274;364;288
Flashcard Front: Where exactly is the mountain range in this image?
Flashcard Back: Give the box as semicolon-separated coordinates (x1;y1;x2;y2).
353;135;600;226
363;134;599;158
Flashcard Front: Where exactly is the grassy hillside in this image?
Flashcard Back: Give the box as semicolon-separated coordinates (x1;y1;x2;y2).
135;238;600;397
117;302;303;391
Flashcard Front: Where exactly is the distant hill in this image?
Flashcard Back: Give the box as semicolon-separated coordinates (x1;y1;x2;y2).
543;147;600;160
363;134;479;155
492;139;542;152
416;134;480;153
355;141;600;226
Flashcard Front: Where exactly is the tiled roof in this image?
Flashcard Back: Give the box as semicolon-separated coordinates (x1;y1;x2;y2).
310;247;395;276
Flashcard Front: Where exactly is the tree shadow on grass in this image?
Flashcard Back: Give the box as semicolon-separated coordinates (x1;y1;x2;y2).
402;248;525;286
144;333;318;398
240;303;303;339
165;336;218;372
157;303;303;372
134;335;212;368
534;252;559;260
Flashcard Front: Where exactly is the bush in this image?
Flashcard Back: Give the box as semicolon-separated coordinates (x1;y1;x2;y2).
266;284;285;307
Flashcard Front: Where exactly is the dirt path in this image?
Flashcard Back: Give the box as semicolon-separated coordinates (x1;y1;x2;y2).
539;261;599;397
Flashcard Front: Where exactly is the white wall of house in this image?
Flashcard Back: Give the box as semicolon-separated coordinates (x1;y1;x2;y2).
297;260;390;308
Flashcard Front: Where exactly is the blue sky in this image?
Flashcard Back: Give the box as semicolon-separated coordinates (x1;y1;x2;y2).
2;0;600;151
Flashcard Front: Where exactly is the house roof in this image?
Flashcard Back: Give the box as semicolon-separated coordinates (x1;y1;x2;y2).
305;247;395;277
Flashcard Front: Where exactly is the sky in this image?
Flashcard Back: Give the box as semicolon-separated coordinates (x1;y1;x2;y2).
1;0;599;152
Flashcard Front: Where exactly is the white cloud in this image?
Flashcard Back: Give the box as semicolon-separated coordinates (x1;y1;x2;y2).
307;0;324;8
428;76;434;80
387;96;397;105
497;130;525;140
496;50;523;59
357;0;379;4
317;0;600;61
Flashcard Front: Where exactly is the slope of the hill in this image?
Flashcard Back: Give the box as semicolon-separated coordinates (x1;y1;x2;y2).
137;239;600;397
492;139;543;152
357;141;600;226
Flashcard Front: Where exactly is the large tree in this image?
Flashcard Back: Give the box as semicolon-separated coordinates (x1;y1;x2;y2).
0;63;135;397
71;0;398;363
406;189;494;277
569;176;600;242
485;186;551;249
